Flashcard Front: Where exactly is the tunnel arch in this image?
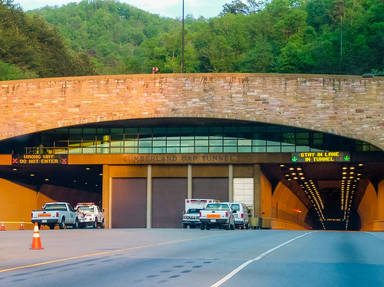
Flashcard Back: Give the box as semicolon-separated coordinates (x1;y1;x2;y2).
0;73;384;149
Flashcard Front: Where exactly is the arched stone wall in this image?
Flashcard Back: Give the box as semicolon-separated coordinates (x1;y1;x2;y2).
0;73;383;149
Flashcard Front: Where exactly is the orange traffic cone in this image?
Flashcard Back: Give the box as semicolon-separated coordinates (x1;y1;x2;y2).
30;223;43;250
19;222;24;230
0;222;5;231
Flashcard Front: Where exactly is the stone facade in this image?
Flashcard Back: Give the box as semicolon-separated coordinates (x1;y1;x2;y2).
0;73;383;149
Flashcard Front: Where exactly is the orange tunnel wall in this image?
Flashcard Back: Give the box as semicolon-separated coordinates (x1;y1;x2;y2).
260;173;272;228
0;179;54;230
271;182;310;230
358;180;384;231
0;178;101;230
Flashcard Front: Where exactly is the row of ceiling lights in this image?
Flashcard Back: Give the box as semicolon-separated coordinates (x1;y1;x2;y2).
280;164;325;230
341;163;364;230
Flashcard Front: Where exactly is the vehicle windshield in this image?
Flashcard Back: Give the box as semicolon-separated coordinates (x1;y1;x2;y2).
231;204;240;211
44;204;67;211
205;203;229;210
187;209;201;214
77;206;95;212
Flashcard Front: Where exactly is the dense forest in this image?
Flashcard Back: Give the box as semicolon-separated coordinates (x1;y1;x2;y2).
0;0;95;80
34;0;384;75
1;0;383;80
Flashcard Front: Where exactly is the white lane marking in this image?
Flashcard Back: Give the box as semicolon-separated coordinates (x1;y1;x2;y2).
210;232;312;287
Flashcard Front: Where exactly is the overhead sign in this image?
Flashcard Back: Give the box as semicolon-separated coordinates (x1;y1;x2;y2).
291;152;351;163
12;154;68;165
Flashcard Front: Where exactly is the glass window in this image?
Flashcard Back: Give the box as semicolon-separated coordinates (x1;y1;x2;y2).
111;128;123;135
239;146;251;152
139;128;152;135
181;146;194;153
181;139;194;147
296;146;310;152
282;145;295;152
267;146;281;152
253;146;266;152
238;139;251;146
111;147;123;153
196;139;208;146
209;139;222;146
83;128;96;135
196;146;208;153
209;146;223;152
153;140;166;147
224;139;237;146
125;128;138;134
153;147;166;153
267;126;280;132
167;146;180;153
69;128;82;135
224;146;237;152
282;133;295;144
296;138;309;145
296;132;309;139
124;147;138;153
252;139;266;146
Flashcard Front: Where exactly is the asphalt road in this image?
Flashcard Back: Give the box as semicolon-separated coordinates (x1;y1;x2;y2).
1;229;384;287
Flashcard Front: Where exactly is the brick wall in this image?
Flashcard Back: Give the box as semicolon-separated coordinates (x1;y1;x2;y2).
0;73;383;149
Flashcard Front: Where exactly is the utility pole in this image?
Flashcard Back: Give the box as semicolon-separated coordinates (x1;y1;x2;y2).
181;0;185;73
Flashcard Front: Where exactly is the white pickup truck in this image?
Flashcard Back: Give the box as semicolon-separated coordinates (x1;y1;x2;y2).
75;202;105;228
182;199;217;228
199;202;235;230
31;202;79;229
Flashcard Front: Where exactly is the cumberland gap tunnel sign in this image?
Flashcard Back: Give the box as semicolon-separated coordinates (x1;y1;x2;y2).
12;154;68;165
291;152;351;163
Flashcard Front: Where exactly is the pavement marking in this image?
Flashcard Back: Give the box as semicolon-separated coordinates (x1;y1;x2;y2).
210;232;312;287
0;235;219;274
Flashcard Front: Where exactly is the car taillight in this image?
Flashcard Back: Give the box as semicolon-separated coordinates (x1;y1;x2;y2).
56;212;59;217
200;211;202;217
225;212;228;217
31;212;33;218
241;213;244;218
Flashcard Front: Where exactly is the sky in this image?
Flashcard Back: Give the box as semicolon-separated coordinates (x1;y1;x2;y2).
14;0;230;18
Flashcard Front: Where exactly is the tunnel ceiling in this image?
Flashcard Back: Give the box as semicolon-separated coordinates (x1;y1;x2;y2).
261;162;384;230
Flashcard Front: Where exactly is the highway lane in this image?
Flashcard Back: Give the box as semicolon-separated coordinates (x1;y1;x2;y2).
1;229;383;287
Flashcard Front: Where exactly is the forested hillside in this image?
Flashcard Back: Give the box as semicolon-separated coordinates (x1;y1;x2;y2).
35;0;384;76
32;0;179;74
2;0;383;79
0;0;95;80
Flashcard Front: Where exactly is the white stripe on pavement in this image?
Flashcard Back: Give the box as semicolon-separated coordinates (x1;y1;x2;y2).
210;232;312;287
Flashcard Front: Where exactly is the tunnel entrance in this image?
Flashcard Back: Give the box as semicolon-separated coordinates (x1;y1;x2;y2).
0;164;103;207
262;160;384;231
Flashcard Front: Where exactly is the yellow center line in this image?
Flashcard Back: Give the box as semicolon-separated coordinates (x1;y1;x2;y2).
0;234;220;273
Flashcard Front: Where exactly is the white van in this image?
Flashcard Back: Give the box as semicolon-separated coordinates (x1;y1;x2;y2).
182;199;217;228
230;202;249;229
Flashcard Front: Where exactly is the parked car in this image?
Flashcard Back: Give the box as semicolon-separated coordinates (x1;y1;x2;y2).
199;202;235;230
75;202;105;229
31;202;78;229
182;199;217;228
230;202;250;229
